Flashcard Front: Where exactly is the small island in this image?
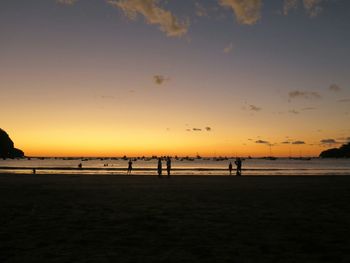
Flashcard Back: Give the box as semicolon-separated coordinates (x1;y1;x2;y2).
319;142;350;158
0;128;25;159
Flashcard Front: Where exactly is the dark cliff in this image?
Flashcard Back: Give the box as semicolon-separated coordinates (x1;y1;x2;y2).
0;128;25;159
319;142;350;158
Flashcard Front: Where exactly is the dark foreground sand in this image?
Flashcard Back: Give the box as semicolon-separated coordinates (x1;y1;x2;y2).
1;174;350;263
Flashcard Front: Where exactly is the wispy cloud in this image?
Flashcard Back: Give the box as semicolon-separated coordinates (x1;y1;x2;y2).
255;139;269;144
56;0;78;5
108;0;189;37
195;2;208;17
283;0;323;17
329;83;341;92
289;90;321;100
249;104;262;111
289;109;299;114
218;0;262;25
301;107;316;111
223;42;233;53
153;75;169;85
338;98;350;103
292;140;305;145
283;0;298;15
320;139;338;145
303;0;323;17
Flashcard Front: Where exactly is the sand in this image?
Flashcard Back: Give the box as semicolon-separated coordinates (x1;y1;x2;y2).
1;173;350;262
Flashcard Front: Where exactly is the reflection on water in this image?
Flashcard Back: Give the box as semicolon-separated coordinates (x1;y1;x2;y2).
0;158;350;176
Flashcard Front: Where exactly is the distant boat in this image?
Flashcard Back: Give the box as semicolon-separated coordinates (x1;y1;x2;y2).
290;157;311;161
263;156;278;160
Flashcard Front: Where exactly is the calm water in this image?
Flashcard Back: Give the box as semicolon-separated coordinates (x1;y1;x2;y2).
0;158;349;176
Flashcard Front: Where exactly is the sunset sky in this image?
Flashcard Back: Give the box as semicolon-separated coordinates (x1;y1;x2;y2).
1;0;350;157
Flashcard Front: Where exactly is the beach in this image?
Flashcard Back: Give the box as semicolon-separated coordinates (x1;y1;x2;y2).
1;173;350;262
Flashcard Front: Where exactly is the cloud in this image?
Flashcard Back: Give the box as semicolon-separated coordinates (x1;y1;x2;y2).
289;109;299;114
205;126;212;131
218;0;262;25
193;128;202;131
289;90;321;100
303;0;323;17
283;0;323;17
108;0;189;37
223;42;233;53
338;98;350;103
195;2;208;17
292;140;305;145
329;84;341;92
301;107;316;111
249;104;261;111
255;140;269;144
320;139;338;144
100;95;115;99
153;75;169;85
337;137;350;143
283;0;298;15
282;141;291;144
56;0;78;5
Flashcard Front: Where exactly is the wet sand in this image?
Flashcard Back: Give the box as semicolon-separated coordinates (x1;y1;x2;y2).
1;173;350;262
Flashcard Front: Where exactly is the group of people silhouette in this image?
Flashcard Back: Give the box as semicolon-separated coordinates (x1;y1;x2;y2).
127;157;171;177
127;157;242;177
229;157;242;176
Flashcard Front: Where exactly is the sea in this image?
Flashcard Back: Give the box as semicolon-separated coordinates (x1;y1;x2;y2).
0;157;349;176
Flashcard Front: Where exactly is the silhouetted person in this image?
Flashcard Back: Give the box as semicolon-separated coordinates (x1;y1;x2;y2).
235;158;242;176
127;159;133;175
78;163;82;169
32;168;36;175
157;158;162;178
166;157;171;177
228;162;233;175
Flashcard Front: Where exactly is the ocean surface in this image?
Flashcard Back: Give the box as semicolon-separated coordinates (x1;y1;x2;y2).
0;157;349;176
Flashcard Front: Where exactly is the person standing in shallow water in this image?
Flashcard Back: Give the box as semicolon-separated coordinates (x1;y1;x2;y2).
166;157;171;177
157;158;162;178
235;157;242;176
228;162;233;175
127;159;133;175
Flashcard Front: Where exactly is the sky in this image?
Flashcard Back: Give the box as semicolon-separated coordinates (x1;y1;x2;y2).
1;0;350;157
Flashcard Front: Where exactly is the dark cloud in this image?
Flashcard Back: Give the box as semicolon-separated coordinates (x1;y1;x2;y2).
193;128;202;131
320;139;338;144
292;141;305;145
329;84;341;92
289;109;299;114
205;127;212;131
289;90;321;100
255;140;269;144
338;98;350;103
100;95;115;99
281;141;290;144
249;104;261;112
336;137;350;143
301;107;316;111
153;75;169;85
